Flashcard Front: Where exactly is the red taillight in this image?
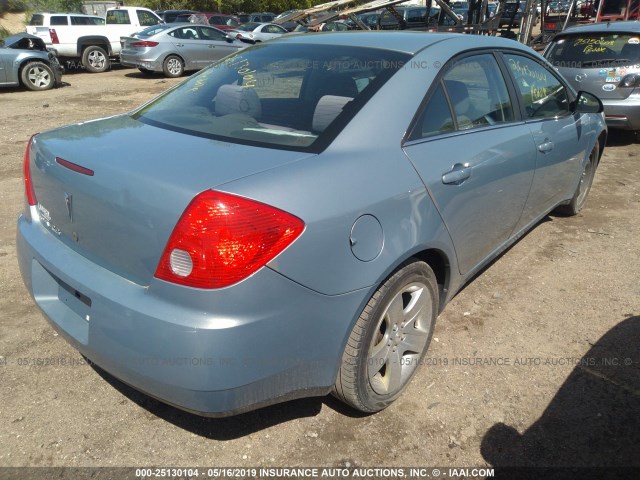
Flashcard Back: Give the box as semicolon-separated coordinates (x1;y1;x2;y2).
131;41;159;47
155;190;305;289
544;23;557;29
49;28;59;44
24;135;37;206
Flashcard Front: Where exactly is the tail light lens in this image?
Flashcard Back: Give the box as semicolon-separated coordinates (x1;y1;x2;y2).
49;28;59;44
155;190;304;289
131;41;159;47
24;135;37;206
619;74;640;88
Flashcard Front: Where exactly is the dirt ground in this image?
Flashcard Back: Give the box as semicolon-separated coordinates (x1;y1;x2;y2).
0;65;639;476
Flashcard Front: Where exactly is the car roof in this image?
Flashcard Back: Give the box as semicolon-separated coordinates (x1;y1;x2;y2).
32;12;102;17
271;31;531;55
560;20;640;35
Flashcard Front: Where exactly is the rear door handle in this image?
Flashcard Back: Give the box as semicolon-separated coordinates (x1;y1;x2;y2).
538;141;554;153
442;163;472;185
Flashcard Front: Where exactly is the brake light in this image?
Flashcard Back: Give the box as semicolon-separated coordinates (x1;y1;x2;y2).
49;28;59;44
131;41;159;47
544;23;556;29
155;190;305;288
24;135;37;206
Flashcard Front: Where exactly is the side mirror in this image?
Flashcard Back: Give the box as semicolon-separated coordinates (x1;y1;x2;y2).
573;91;603;114
225;35;234;43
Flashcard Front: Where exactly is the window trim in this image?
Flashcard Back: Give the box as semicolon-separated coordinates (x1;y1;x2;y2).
403;49;523;146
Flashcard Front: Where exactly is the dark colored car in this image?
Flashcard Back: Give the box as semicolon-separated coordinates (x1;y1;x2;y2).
0;33;63;91
544;21;640;132
158;10;198;23
499;0;538;27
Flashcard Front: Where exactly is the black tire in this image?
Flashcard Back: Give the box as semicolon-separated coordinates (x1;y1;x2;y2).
334;260;438;413
82;45;110;73
20;61;55;91
556;140;599;216
138;68;154;76
162;55;184;78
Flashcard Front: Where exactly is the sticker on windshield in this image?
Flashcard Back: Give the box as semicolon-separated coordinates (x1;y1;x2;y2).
628;38;640;45
602;84;616;91
598;69;607;75
605;76;621;83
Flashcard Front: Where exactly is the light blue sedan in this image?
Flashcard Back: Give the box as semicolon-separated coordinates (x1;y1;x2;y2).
18;32;606;416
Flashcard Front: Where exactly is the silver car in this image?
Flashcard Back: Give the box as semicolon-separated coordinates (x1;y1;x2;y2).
18;32;606;417
120;23;245;77
230;22;288;43
0;33;63;91
544;21;640;133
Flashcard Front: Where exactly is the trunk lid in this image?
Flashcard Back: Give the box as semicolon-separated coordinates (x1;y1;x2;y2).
29;114;313;285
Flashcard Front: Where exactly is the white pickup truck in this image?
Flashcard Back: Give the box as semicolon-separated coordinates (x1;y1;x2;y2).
26;7;163;73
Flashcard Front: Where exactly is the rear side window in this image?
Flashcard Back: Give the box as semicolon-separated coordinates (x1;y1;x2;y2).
50;16;68;26
71;16;105;25
29;14;44;26
504;53;570;119
410;53;514;140
545;33;640;68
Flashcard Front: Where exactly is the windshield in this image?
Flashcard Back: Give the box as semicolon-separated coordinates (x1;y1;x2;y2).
134;43;410;152
546;32;640;68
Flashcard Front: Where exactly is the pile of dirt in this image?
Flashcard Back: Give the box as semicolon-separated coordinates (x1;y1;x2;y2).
0;11;26;35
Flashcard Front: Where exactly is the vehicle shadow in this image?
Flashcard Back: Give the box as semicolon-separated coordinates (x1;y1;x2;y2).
90;365;368;439
480;315;640;478
605;129;639;147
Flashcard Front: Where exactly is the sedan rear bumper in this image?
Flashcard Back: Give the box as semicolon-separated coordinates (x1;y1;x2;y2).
17;213;367;416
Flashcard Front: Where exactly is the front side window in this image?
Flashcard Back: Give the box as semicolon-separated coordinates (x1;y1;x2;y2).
137;10;159;26
198;26;226;41
134;44;410;152
504;53;570;119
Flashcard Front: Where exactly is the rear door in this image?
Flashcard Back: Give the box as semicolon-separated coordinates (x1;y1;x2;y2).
168;26;204;69
403;52;536;275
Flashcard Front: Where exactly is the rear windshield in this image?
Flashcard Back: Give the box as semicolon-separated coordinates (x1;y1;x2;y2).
545;32;640;68
134;43;410;152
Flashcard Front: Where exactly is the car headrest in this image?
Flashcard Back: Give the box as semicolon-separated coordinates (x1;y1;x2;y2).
312;95;352;132
215;85;262;118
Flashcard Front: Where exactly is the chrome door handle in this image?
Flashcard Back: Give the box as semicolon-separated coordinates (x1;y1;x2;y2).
538;141;554;153
442;163;472;185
